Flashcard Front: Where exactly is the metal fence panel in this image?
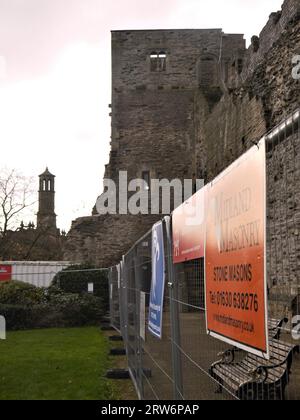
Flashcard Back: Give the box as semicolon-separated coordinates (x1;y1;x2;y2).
109;265;121;332
110;110;300;401
0;261;71;287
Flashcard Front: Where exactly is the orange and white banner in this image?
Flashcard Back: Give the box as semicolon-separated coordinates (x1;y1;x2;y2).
205;139;269;358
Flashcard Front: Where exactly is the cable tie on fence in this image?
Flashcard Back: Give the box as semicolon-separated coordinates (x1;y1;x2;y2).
250;139;260;149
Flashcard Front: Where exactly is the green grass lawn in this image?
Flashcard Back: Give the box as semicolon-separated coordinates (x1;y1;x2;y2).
0;327;116;400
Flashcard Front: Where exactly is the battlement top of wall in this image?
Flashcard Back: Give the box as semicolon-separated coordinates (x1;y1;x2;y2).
111;29;223;33
111;29;245;52
111;29;244;40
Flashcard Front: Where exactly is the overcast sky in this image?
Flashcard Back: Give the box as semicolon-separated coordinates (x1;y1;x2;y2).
0;0;284;231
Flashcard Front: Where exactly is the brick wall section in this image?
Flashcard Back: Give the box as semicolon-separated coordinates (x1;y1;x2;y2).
247;17;300;129
203;0;300;182
64;214;159;267
203;1;300;180
201;95;267;183
266;126;300;318
111;29;244;91
199;0;300;309
110;89;196;183
267;130;300;287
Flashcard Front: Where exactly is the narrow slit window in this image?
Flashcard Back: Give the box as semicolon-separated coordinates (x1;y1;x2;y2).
158;52;167;71
150;52;158;72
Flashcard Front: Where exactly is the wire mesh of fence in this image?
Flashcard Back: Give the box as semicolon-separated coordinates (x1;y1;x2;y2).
0;261;71;288
0;265;109;331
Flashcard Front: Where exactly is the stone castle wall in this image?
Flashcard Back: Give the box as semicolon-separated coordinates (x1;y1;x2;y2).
64;29;245;266
199;0;300;313
240;0;300;84
64;0;300;274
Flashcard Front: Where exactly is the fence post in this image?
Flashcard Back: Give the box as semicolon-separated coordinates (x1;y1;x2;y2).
119;260;125;339
121;256;129;354
57;270;61;290
165;216;183;400
108;267;113;327
133;249;144;400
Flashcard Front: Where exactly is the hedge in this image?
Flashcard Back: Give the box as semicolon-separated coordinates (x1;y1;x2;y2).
0;293;106;331
50;264;109;311
0;281;47;306
0;272;108;330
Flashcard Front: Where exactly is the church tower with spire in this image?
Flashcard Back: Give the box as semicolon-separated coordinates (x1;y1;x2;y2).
37;168;58;232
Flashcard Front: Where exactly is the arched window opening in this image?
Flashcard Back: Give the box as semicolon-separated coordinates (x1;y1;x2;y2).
150;51;167;72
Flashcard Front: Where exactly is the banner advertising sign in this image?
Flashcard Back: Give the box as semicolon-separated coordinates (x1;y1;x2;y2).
148;222;165;339
0;265;12;282
172;186;207;264
205;139;269;358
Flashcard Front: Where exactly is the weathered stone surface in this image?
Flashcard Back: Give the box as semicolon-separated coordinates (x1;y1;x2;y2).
64;29;245;266
64;0;300;278
239;0;300;85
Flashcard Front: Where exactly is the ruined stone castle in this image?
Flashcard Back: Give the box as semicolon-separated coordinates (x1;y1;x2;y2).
64;0;300;274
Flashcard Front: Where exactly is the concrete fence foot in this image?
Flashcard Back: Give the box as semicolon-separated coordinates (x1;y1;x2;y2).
109;335;123;342
110;348;126;356
106;369;130;379
100;325;114;331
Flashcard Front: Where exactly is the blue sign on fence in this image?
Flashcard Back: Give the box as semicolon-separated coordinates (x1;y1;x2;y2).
148;221;165;339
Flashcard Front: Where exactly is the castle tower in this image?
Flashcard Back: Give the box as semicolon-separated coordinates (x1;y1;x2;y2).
64;29;245;267
37;168;57;231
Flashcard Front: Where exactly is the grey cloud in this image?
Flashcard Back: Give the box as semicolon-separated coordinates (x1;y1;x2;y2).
0;0;177;81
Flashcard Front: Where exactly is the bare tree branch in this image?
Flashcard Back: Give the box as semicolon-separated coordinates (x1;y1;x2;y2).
0;168;36;236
